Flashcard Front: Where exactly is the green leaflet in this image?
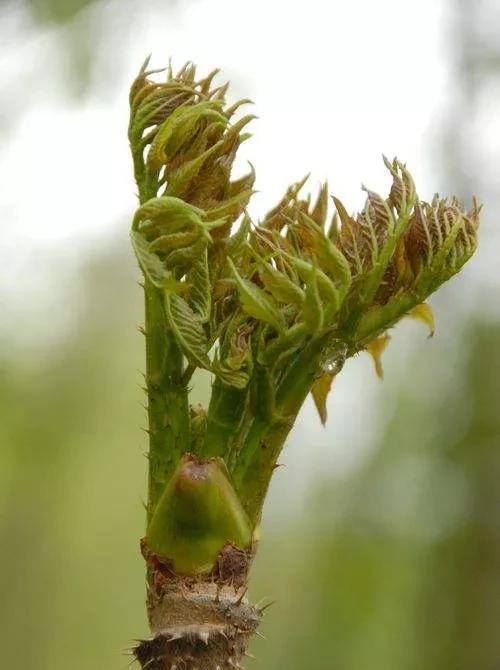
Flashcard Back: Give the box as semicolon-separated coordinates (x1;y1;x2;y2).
130;230;166;287
383;155;416;213
227;258;285;333
165;237;208;268
310;182;329;227
164;293;211;369
211;313;253;389
302;268;324;334
286;254;340;322
147;102;228;174
225;342;252;373
133;195;205;233
332;195;355;230
324;242;352;298
187;249;211;323
226;214;251;259
363;187;396;238
149;230;198;253
212;357;250;389
204;188;254;222
356;202;412;308
131;88;190;142
422;211;469;292
216;115;255;159
180;119;226;164
227;162;256;197
226;113;256;138
203;217;231;233
258;262;305;305
165;139;225;198
133;196;227;275
258;322;308;367
225;98;253;120
299;213;352;295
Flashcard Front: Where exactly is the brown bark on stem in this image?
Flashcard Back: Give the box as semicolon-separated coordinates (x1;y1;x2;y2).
135;543;261;670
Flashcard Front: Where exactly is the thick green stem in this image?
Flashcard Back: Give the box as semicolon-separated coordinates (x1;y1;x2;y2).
144;280;190;521
233;336;331;526
200;379;248;459
234;417;294;526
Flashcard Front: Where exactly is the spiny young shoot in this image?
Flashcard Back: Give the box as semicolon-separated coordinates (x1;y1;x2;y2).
128;58;479;670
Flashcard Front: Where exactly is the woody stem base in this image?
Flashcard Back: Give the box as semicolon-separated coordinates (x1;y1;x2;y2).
135;542;261;670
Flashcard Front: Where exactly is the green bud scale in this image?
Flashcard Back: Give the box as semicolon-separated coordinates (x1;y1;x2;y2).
146;454;253;575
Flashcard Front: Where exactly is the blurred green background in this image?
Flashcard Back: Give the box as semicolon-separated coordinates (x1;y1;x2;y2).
1;0;499;668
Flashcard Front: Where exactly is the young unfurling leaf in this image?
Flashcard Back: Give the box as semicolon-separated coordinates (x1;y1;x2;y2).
384;155;416;214
164;293;211;369
257;322;309;367
302;268;324;334
258;262;305;305
165;139;226;198
130;230;167;287
133;195;205;233
227;258;285;333
147;102;228;175
187;248;211;323
205;188;254;222
212;357;250;388
149;230;198;253
286;255;339;323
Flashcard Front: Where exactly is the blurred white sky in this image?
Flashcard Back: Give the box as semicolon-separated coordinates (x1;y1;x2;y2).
1;0;449;248
0;0;496;521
